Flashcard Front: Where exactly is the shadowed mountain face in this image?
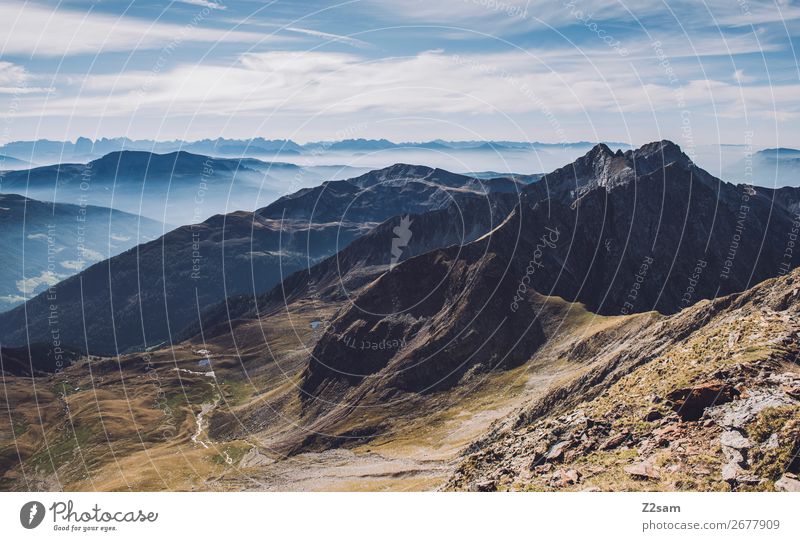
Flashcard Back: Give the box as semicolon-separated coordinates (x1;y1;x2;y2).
526;140;718;201
298;141;800;408
0;193;165;311
187;179;520;336
0;344;81;377
257;164;522;223
300;237;548;409
519;142;800;314
0;165;521;355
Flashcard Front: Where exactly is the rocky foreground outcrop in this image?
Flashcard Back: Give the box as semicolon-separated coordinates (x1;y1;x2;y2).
447;268;800;492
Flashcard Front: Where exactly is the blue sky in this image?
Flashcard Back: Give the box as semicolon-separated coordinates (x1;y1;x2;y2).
1;0;799;149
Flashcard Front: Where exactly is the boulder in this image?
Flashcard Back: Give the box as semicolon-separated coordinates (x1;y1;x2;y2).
599;433;627;450
546;440;571;462
763;433;780;450
710;390;795;429
720;430;752;450
644;410;664;422
722;462;743;483
549;468;581;488
624;462;661;480
653;424;680;438
722;462;762;486
722;446;746;466
775;474;800;492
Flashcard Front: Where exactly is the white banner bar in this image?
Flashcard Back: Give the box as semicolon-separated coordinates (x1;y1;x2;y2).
1;492;798;540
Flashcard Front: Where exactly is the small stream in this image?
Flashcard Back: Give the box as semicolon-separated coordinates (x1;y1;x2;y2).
191;399;219;449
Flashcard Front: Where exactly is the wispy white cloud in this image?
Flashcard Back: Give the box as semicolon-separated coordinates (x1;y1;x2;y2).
366;0;655;31
176;0;227;10
733;68;758;83
714;0;800;26
16;270;60;295
59;260;86;271
0;61;54;94
81;247;105;262
285;27;372;49
27;48;800;125
0;1;267;57
0;0;796;144
370;0;800;36
0;62;27;86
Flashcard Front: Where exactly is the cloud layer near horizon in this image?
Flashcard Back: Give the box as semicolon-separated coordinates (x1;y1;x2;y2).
1;0;798;146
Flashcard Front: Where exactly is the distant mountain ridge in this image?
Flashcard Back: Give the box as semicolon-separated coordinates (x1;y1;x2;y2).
0;155;30;170
0;137;630;165
725;146;800;188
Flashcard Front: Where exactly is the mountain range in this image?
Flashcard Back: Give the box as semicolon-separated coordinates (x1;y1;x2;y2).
1;140;798;492
0;164;522;355
747;148;800;187
0;137;625;165
271;141;799;419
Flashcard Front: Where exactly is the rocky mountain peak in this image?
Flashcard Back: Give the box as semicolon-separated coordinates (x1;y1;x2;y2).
532;140;702;201
587;142;614;158
626;139;694;174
